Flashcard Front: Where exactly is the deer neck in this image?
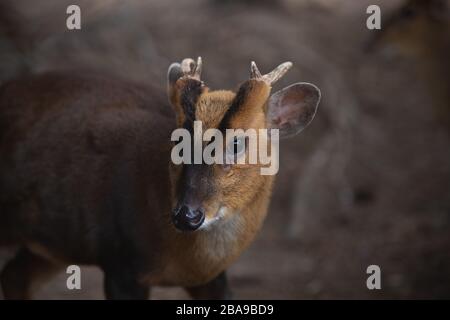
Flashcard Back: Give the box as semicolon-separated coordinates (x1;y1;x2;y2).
156;176;275;286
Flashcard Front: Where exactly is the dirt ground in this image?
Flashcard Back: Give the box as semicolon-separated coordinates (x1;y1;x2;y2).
0;0;449;299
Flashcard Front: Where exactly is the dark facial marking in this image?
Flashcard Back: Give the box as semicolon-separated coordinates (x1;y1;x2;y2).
176;163;215;208
176;76;216;204
219;81;254;131
180;79;203;123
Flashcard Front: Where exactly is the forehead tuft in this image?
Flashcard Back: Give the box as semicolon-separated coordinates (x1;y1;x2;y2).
195;90;236;129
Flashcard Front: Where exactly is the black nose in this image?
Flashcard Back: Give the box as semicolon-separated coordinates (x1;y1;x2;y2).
172;205;205;231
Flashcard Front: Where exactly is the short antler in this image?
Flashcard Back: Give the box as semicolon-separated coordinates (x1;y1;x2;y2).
250;61;293;85
180;57;202;81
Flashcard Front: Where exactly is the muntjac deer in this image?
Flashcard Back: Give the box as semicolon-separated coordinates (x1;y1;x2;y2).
0;57;320;299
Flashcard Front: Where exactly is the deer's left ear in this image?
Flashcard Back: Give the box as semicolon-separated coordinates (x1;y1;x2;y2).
267;82;321;139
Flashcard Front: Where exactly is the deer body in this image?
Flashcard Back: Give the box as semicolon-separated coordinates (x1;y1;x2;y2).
0;58;319;299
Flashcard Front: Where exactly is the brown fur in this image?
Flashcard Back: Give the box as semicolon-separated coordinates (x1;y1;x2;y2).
0;71;276;298
161;80;276;285
0;56;319;298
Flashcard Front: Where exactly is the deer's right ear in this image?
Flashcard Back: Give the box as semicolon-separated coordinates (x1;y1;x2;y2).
167;62;183;106
267;82;320;139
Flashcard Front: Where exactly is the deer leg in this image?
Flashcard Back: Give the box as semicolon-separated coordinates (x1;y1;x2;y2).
0;247;61;299
103;266;150;300
185;271;232;300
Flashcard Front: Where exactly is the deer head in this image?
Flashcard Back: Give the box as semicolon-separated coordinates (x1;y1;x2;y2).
167;57;320;232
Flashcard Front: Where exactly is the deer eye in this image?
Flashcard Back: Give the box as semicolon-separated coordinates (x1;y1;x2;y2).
227;136;246;157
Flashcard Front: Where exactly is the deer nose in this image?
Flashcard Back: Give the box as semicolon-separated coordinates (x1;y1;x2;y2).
172;205;205;232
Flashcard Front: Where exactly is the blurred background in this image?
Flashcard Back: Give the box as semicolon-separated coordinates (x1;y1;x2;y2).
0;0;449;299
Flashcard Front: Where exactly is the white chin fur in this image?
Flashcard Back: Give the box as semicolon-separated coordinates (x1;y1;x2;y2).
199;206;227;231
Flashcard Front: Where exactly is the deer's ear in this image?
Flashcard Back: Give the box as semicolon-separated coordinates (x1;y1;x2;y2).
168;63;183;87
267;82;320;139
167;62;183;107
